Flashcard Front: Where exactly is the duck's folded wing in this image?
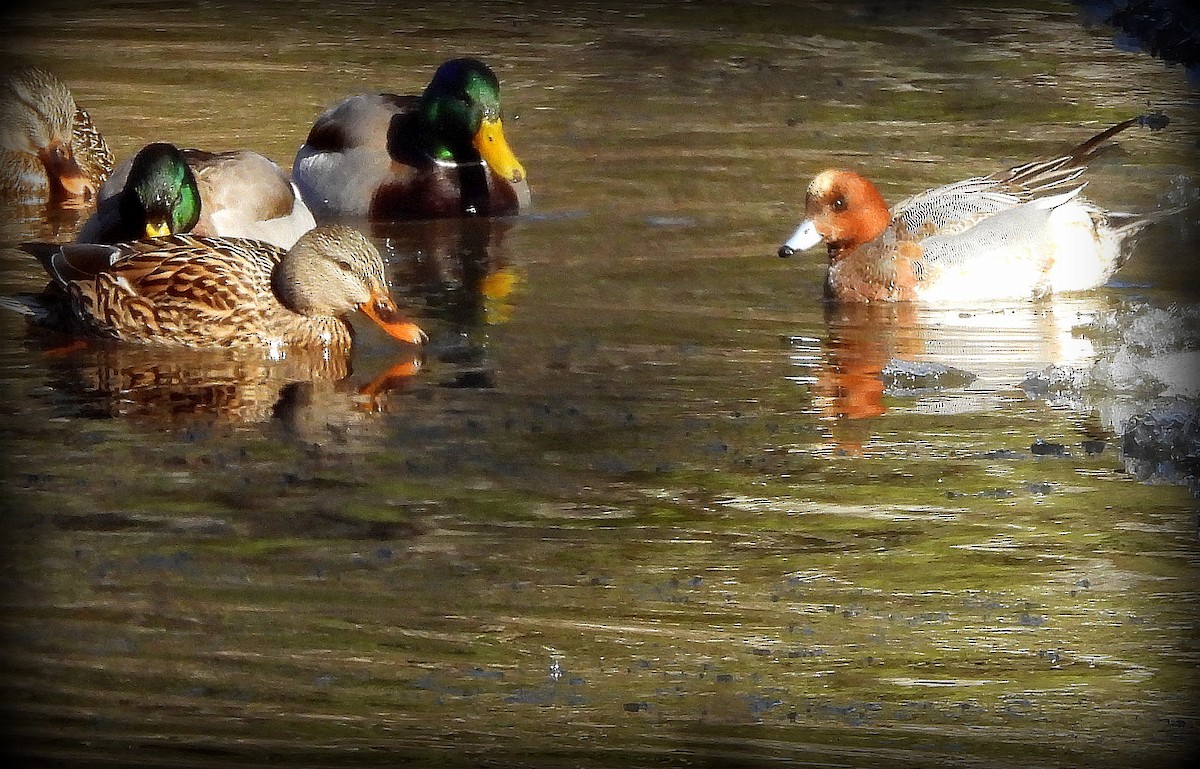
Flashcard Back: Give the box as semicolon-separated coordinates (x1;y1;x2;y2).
184;151;317;249
103;240;269;312
30;237;269;310
85;240;274;342
186;149;297;221
890;178;1021;239
915;189;1082;271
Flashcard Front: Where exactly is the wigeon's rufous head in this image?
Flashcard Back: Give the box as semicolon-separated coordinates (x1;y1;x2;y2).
778;169;891;260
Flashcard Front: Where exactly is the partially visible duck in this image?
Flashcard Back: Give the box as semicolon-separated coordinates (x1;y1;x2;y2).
6;225;425;351
78;142;316;248
0;66;113;203
293;57;530;220
777;115;1171;303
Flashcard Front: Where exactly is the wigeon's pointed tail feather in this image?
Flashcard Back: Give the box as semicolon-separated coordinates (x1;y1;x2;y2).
1053;113;1168;171
993;113;1170;197
1031;183;1087;210
1114;204;1181;232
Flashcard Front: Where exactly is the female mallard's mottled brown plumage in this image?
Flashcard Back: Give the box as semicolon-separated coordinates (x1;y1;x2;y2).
0;66;113;203
10;225;425;351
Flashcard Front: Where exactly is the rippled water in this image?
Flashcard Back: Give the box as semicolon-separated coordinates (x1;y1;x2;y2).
2;1;1199;767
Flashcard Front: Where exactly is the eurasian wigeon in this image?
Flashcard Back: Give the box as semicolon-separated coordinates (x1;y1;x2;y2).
778;115;1171;302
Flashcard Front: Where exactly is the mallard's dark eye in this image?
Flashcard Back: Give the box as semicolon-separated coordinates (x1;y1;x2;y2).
832;196;847;212
335;260;353;273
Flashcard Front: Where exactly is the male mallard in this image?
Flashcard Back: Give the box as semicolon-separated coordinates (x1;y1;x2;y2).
293;57;530;220
78;142;316;249
7;225;425;351
0;66;113;203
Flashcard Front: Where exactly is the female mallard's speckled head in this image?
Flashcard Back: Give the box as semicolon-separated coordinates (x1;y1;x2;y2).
0;67;74;152
119;142;202;238
416;57;525;184
0;66;104;199
273;225;426;345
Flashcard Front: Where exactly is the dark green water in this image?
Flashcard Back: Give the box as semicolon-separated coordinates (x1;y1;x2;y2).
2;1;1198;767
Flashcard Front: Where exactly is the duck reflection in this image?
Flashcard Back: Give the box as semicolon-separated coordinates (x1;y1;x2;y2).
32;337;421;429
0;197;94;243
371;215;519;386
373;215;517;325
813;302;922;422
796;297;1116;453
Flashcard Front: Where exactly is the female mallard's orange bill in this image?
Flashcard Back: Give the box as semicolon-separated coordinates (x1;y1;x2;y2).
473;118;525;183
55;172;96;199
41;143;96;199
359;293;426;345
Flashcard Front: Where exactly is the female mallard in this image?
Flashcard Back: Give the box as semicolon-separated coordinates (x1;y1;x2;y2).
293;57;530;220
78;142;316;249
0;66;113;204
8;225;425;351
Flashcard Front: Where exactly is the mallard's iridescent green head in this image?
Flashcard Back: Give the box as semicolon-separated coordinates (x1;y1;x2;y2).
119;142;201;238
417;58;525;184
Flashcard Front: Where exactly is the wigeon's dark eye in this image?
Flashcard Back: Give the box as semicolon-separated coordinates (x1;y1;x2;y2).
832;196;847;212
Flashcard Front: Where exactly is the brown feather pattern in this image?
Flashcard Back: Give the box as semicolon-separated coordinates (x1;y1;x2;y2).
21;229;397;351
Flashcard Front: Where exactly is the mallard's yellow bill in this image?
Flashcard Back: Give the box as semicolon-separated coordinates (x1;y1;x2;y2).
145;220;172;238
473;118;526;184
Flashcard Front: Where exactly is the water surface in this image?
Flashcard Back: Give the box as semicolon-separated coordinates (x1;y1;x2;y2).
2;1;1199;767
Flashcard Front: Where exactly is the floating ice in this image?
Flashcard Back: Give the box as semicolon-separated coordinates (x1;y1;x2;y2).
881;359;978;395
1021;303;1200;495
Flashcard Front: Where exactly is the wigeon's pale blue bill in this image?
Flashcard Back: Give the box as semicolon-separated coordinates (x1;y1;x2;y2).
778;219;822;258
